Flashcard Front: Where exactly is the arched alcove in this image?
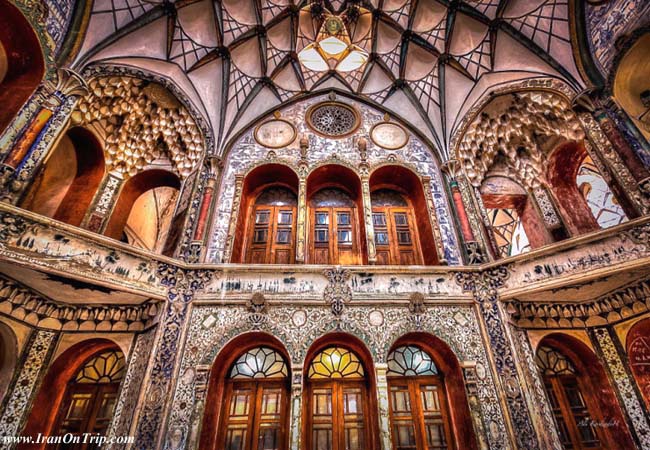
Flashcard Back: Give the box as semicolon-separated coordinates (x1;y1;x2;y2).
306;165;367;265
21;127;105;227
302;332;379;450
613;31;650;143
387;332;478;450
626;317;650;410
104;169;181;254
231;164;300;264
0;0;45;135
200;332;291;450
480;176;550;258
20;339;124;450
535;333;635;450
369;165;438;265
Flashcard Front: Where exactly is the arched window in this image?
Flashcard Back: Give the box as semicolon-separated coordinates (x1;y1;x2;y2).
305;347;370;450
485;207;531;258
371;189;422;265
309;188;361;265
217;347;290;450
369;166;439;265
576;156;627;228
245;187;297;264
535;345;603;449
104;169;181;255
386;346;453;450
53;350;125;448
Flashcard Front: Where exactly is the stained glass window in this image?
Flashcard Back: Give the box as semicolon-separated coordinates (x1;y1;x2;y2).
486;207;531;258
229;347;288;379
387;346;438;377
576;156;628;228
535;346;576;376
308;347;365;379
75;350;126;383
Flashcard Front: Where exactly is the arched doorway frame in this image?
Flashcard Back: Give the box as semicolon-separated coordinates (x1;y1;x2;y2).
200;332;292;450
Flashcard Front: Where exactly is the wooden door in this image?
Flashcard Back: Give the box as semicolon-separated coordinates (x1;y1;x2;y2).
307;380;369;450
55;383;120;450
310;207;359;265
373;207;421;265
542;375;603;450
387;377;453;450
218;380;289;450
246;205;296;264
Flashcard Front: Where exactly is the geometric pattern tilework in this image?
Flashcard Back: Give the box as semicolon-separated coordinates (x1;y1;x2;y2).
0;330;58;439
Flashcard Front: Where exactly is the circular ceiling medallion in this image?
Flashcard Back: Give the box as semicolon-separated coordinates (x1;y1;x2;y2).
370;121;409;150
254;118;297;148
307;102;361;138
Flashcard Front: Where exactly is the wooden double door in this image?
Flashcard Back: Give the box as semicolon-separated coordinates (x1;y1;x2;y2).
387;377;453;450
307;380;370;450
309;206;361;265
246;204;296;264
54;383;120;450
372;206;422;265
218;380;289;450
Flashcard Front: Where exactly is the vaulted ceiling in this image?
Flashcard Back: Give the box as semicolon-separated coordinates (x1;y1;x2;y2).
74;0;586;157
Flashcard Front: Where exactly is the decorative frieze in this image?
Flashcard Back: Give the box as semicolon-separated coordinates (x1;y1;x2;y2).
0;275;160;331
505;278;650;329
323;267;352;317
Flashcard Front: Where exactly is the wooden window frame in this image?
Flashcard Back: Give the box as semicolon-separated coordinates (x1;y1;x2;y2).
305;378;371;450
217;378;290;450
308;206;361;265
372;205;422;265
245;204;297;264
387;376;454;450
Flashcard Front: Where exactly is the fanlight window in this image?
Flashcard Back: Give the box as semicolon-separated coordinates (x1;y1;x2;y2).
387;346;438;377
308;347;365;379
486;208;531;258
75;350;126;383
229;347;289;379
535;345;576;376
576;156;627;228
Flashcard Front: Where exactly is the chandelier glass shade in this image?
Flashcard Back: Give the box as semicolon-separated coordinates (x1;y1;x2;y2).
298;10;370;74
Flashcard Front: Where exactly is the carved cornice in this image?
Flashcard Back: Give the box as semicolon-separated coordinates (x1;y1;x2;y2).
0;275;161;331
505;278;650;329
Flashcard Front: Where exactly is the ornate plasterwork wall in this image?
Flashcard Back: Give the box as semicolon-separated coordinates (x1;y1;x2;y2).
587;0;650;75
207;94;461;264
164;303;509;450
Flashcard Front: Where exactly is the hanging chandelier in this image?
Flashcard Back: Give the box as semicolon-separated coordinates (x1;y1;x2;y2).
297;3;371;74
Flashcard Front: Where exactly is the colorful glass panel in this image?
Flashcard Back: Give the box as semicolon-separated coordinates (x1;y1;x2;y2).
75;350;126;383
308;347;365;379
229;347;288;379
387;346;438;377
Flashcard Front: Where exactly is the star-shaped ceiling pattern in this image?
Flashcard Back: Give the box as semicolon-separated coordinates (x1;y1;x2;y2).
76;0;584;158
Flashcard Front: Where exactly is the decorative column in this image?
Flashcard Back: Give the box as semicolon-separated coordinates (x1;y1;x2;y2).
357;138;377;264
222;175;244;263
455;268;541;450
0;68;88;202
296;136;309;263
106;329;157;450
590;327;650;448
80;172;125;233
188;156;223;262
131;264;213;450
0;329;58;444
289;366;303;449
460;362;491;449
420;177;447;265
508;327;563;450
441;160;487;264
375;363;392;450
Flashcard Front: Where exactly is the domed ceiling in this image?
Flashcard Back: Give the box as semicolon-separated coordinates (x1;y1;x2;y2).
74;0;585;157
